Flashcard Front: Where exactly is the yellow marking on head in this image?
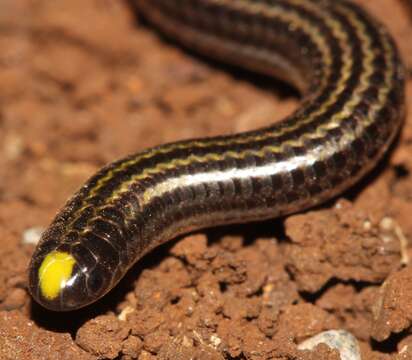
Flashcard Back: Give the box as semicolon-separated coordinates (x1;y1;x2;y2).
38;251;76;300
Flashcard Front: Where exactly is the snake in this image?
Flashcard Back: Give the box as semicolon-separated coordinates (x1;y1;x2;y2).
28;0;405;311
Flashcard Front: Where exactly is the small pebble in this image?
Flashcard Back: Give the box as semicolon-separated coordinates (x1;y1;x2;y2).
21;227;44;245
118;306;135;321
298;330;361;360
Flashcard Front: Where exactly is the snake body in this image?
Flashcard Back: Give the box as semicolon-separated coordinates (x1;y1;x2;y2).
29;0;405;311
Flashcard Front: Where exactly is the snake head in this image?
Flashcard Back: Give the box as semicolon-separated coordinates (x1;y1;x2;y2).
28;234;113;311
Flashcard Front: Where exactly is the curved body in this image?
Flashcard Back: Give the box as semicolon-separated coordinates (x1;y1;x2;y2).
29;0;405;311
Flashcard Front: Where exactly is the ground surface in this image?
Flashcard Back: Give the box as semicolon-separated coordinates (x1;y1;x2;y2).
0;0;412;359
